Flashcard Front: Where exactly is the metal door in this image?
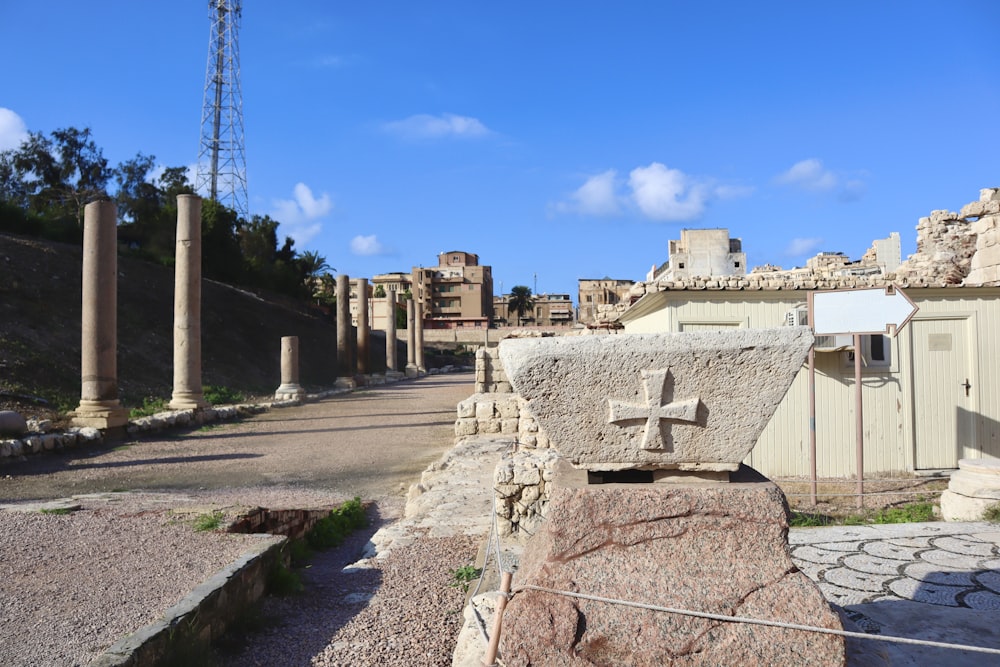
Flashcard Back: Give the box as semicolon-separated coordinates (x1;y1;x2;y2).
911;318;974;469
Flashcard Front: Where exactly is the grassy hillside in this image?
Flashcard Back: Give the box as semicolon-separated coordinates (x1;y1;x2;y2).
0;233;349;420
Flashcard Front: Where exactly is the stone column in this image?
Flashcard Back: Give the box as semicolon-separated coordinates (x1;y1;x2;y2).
274;336;306;401
169;195;208;410
385;288;398;373
72;200;128;429
336;274;355;388
356;278;370;376
414;299;426;373
405;298;418;378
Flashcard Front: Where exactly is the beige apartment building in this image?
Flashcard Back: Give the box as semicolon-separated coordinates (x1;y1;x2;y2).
413;251;494;329
493;293;575;327
577;278;636;325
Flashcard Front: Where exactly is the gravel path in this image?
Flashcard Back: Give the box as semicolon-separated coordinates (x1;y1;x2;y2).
0;375;484;666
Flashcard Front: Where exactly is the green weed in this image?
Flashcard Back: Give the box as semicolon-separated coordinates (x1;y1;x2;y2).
193;511;225;532
306;497;368;550
203;385;245;405
129;396;168;418
449;565;482;593
983;502;1000;523
268;560;303;595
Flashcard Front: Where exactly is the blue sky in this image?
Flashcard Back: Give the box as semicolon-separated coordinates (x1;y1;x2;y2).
2;1;997;301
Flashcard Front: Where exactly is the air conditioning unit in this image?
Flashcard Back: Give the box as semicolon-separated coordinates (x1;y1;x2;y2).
784;305;808;327
814;334;854;352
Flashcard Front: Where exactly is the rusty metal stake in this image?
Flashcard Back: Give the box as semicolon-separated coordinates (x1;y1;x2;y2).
482;570;513;667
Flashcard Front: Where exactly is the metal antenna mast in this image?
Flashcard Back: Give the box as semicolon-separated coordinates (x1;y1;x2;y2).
195;0;247;218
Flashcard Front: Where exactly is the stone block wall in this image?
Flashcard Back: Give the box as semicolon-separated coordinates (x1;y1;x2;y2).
964;188;1000;286
454;393;550;448
474;347;511;393
493;447;559;538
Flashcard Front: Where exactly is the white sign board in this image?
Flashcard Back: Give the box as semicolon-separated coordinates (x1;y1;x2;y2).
809;286;918;336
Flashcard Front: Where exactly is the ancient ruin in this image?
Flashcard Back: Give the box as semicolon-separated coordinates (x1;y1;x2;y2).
496;329;845;665
169;195;208;410
274;336;306;401
71;200;128;429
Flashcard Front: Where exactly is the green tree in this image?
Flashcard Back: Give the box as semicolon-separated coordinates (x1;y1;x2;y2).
373;284;386;298
508;285;534;326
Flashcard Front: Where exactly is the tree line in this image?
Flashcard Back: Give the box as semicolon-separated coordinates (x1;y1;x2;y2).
0;126;334;302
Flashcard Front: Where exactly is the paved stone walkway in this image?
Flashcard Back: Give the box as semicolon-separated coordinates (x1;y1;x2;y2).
790;521;1000;609
791;522;1000;665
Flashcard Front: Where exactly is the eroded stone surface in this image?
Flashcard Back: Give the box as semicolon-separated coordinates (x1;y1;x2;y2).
499;468;844;666
498;327;812;471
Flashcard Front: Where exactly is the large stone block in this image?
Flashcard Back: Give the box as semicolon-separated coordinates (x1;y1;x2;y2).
498;328;812;471
499;465;844;666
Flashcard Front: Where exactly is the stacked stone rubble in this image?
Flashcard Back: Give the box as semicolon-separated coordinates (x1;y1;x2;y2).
587;187;1000;327
474;347;511;393
493;447;560;538
964;188;1000;286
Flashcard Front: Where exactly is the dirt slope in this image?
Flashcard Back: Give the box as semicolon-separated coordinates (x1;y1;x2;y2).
0;233;344;419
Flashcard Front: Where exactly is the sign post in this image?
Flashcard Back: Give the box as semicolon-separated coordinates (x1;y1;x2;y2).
807;285;918;508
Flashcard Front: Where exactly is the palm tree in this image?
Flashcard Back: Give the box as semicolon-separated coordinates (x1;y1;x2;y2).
508;285;534;326
298;250;332;283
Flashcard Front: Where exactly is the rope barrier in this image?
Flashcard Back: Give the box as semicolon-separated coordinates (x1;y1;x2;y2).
514;584;1000;656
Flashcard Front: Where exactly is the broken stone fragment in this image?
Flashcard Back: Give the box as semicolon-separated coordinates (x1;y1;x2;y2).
499;327;813;472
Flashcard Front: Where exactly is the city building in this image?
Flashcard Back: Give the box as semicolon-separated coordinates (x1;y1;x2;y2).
646;228;746;282
413;251;494;329
577;278;636;325
493;293;575;327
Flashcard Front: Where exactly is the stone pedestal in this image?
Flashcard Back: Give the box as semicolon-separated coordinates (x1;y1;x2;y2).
73;200;128;429
356;278;370;375
274;336;306;401
499;463;845;666
941;458;1000;521
169;195;208;410
405;298;418;378
385;288;398;372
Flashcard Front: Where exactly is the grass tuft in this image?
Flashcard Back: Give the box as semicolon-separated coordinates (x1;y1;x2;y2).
193;511;225;532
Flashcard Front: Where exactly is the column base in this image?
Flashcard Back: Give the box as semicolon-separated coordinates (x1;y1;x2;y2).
274;384;307;401
405;364;420;378
385;370;406;382
71;400;129;430
168;392;209;411
335;376;357;389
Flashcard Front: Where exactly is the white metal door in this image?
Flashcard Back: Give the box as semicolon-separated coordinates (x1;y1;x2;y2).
910;318;974;469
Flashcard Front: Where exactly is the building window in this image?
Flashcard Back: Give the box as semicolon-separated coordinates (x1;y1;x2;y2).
678;262;685;269
844;335;892;370
734;261;741;268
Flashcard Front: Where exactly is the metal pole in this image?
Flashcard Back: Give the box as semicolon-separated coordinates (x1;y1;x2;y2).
809;346;817;507
854;333;864;509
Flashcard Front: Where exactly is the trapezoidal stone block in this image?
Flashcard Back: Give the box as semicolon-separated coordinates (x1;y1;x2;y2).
499;463;845;666
498;327;813;472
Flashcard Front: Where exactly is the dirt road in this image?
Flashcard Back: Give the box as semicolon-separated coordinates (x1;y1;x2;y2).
0;373;475;502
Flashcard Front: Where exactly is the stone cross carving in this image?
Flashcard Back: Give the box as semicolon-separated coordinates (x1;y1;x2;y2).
608;368;700;451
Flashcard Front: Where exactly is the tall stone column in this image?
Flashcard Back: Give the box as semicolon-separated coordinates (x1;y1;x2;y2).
336;274;355;387
385;288;398;373
169;195;208;410
356;278;370;376
414;298;426;373
72;200;128;429
274;336;306;401
405;298;418;378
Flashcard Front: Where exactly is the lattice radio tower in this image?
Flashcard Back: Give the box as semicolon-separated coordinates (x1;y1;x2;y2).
195;0;248;218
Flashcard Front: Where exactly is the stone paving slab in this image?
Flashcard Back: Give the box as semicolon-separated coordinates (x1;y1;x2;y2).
790;521;1000;665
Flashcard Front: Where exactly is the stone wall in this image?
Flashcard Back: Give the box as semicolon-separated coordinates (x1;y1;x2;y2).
964;188;1000;286
458;347;557;537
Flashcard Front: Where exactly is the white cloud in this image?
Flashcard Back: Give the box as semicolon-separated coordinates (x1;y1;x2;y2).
350;234;386;256
271;182;333;247
383;113;490;139
0;108;28;151
628;162;708;221
785;237;824;256
551;170;622;217
775;158;838;192
839;179;867;202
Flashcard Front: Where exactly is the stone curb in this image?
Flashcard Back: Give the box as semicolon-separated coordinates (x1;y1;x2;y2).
90;533;286;667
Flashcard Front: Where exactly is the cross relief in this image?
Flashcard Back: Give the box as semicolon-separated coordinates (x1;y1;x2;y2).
608;368;701;451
